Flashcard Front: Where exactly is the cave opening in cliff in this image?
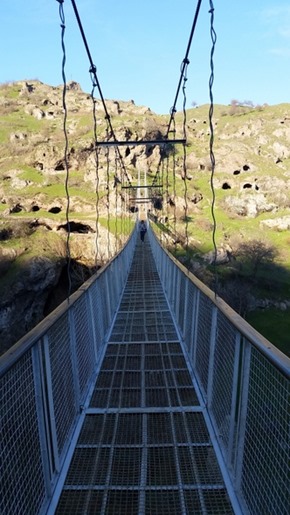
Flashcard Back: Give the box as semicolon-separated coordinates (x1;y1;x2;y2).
57;221;95;233
153;197;163;210
49;206;62;214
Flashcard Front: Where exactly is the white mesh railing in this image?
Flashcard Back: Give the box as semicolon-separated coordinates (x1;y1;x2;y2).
0;230;137;515
149;227;290;515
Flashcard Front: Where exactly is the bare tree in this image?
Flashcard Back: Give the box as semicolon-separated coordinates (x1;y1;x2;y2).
236;240;278;277
218;278;252;317
229;99;239;115
243;99;254;108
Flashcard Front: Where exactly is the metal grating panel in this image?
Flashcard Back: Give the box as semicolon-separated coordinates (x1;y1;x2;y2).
240;345;290;514
195;292;213;397
65;447;111;485
184;489;234;514
145;490;183;515
96;272;109;331
183;280;196;351
48;314;77;456
210;311;237;453
105;490;139;514
89;281;105;350
0;351;46;515
177;273;186;328
110;310;178;342
56;490;104;514
56;410;233;513
178;446;224;484
73;295;95;400
55;238;234;514
90;342;199;410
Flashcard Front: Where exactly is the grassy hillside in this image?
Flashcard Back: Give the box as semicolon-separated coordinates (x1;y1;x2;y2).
1;80;290;355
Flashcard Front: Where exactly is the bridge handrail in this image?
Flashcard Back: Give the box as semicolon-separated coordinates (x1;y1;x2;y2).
0;228;137;515
152;231;290;379
0;241;130;378
149;226;290;515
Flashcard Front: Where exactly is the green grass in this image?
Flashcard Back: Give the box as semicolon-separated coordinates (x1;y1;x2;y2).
0;110;47;145
14;180;97;202
0;230;66;290
1;110;45;131
0;83;20;99
8;209;67;221
98;216;135;236
247;308;290;358
18;166;44;184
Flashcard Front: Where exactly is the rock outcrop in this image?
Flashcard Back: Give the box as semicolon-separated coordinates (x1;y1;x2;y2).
0;257;64;354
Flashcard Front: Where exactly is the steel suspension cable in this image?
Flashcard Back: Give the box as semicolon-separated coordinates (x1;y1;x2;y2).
165;148;170;231
69;0;132;189
165;0;203;138
105;123;112;259
161;148;165;235
172;116;177;247
119;154;126;236
114;149;119;254
70;0;110;124
57;0;72;298
90;74;100;268
208;0;217;292
182;60;189;257
151;0;203;193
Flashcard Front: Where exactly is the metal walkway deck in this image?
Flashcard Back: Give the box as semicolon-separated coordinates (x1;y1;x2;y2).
54;238;234;514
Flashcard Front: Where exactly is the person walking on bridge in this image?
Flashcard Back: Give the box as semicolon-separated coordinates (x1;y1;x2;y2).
139;220;147;242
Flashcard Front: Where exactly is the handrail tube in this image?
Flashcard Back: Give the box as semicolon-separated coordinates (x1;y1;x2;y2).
149;225;290;514
150;228;290;379
0;226;137;515
1;223;289;515
0;230;136;378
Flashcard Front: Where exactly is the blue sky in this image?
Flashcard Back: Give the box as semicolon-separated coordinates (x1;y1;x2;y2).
1;1;290;114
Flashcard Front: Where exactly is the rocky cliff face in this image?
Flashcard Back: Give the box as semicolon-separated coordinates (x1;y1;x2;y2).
0;256;64;353
1;80;290;353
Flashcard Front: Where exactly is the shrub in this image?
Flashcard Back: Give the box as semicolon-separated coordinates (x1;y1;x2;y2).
235;240;278;277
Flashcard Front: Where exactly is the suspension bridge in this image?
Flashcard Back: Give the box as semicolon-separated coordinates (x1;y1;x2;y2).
1;227;289;514
1;0;290;513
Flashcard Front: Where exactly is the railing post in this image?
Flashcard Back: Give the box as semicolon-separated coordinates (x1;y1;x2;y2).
234;339;251;493
226;330;242;468
207;305;218;409
191;289;200;367
86;293;99;362
42;335;60;473
171;261;177;308
163;250;168;293
182;278;189;340
175;269;181;318
31;344;53;498
105;272;113;329
68;309;80;409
